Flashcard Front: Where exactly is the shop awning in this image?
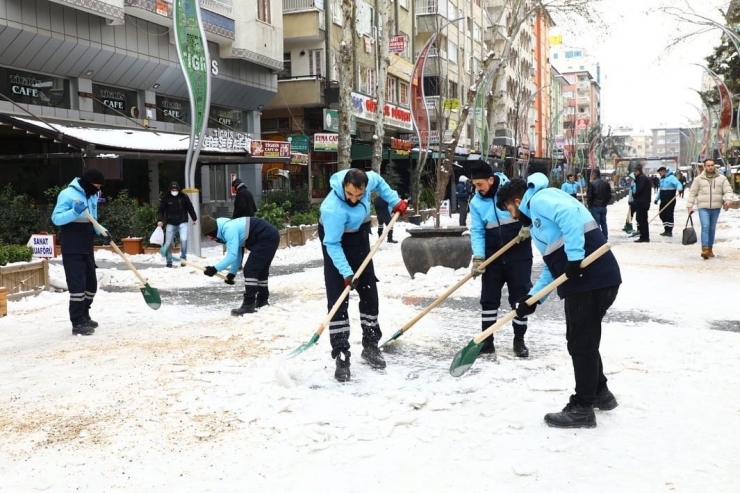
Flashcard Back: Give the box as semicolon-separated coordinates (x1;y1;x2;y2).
0;112;290;164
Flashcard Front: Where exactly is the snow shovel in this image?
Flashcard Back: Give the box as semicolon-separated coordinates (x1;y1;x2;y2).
180;259;229;280
84;210;161;310
647;195;677;225
381;236;520;347
622;206;633;233
288;211;402;358
449;243;611;377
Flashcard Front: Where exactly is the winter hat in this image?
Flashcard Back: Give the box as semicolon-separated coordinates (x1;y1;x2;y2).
232;178;244;189
170;181;181;191
469;163;493;180
81;168;105;185
201;215;218;237
458;175;468;183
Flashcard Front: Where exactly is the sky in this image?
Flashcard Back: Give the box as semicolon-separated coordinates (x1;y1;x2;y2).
2;199;740;490
552;0;728;131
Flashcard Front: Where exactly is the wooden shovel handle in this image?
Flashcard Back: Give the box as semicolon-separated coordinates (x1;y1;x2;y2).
473;243;612;344
83;210;149;286
180;259;229;280
648;195;677;225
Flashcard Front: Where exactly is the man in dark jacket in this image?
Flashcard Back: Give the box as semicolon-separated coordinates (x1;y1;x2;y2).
456;175;472;226
497;174;622;429
51;168;110;335
157;181;198;267
232;178;257;219
631;164;652;243
586;169;612;240
374;195;397;243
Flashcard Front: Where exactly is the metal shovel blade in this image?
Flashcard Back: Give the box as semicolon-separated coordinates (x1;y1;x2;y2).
449;339;485;377
287;333;320;359
623;222;633;233
140;284;161;310
379;329;403;348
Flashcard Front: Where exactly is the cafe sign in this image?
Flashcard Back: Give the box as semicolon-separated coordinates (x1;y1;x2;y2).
250;140;291;158
314;133;338;152
350;92;412;131
201;129;252;151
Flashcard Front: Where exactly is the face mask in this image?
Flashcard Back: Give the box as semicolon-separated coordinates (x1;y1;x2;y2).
171;191;179;196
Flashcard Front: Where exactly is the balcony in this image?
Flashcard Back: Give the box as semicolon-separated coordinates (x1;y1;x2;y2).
265;77;326;109
415;0;448;34
202;0;233;18
413;49;449;76
577;95;591;106
283;3;326;44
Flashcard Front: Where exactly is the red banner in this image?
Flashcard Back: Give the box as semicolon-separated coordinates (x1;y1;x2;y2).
250;140;291;158
410;39;434;156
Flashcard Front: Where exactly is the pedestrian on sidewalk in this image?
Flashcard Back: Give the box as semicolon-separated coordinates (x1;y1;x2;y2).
654;166;683;237
561;174;581;199
319;168;406;382
587;168;612;240
231;178;257;219
201;215;279;314
496;173;622;429
456;175;472;226
373;195;397;243
469;163;533;358
51;168;110;336
631;164;652;243
686;158;735;259
677;171;687;198
157;181;197;267
651;175;660;192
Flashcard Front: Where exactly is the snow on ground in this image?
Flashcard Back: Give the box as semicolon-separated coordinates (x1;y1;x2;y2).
1;196;739;492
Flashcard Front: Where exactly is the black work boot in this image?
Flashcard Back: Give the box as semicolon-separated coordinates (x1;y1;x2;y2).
513;336;529;358
72;322;95;336
387;231;398;244
256;299;269;309
594;388;619;411
544;396;597;429
479;327;495;354
85;312;99;328
231;296;256;316
377;228;383;237
361;344;387;369
335;352;351;382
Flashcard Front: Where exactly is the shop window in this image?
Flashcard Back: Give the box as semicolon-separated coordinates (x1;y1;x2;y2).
210;105;243;130
0;68;69;108
155;96;189;124
92;83;139;117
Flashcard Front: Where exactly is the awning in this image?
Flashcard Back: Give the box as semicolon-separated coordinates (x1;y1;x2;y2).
0;112;290;164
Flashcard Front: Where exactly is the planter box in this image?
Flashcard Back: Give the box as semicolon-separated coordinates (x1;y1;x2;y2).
278;229;289;249
144;246;180;254
0;259;49;301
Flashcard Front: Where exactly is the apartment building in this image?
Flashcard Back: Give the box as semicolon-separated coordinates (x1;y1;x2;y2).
0;0;282;211
559;69;599;167
531;8;553;158
651;127;701;165
626;131;653;158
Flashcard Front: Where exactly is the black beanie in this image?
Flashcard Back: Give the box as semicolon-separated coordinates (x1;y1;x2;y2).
201;215;218;237
82;168;105;185
470;163;494;180
232;178;243;188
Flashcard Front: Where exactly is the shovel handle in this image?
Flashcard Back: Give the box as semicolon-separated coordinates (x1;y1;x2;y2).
83;210;150;286
315;211;402;337
473;243;612;344
181;259;229;280
647;195;677;225
397;236;519;335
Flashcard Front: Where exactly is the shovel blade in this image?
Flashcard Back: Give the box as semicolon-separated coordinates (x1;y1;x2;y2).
449;339;485;377
141;284;161;310
287;333;320;359
623;222;633;233
379;330;403;347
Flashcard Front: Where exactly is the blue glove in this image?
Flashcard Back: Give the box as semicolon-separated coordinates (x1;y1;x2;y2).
73;201;87;215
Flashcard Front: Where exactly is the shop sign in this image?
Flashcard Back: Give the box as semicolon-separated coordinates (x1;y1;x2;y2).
201;129;252;151
26;234;55;258
250;140;291;158
389;35;407;53
211;106;241;129
350;92;412;131
287;134;309;152
323;109;356;134
390;137;412;154
0;68;70;109
92;84;138;116
314;133;338;152
291;153;309;165
156;96;189;123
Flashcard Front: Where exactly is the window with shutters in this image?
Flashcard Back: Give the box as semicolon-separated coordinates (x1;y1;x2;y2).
257;0;270;24
385;77;397;103
310;50;323;77
399;81;409;105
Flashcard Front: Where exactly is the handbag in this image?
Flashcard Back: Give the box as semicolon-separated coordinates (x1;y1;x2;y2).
682;216;697;245
149;225;165;246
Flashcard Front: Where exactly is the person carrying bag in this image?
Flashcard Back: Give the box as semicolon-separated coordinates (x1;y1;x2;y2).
682;216;697;246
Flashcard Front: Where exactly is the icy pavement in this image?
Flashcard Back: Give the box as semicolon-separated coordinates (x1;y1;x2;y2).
1;198;739;492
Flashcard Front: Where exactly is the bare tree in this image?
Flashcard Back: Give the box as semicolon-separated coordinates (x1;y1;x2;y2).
371;0;392;173
337;0;355;170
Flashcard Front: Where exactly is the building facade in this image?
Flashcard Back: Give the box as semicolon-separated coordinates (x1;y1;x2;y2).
0;0;282;214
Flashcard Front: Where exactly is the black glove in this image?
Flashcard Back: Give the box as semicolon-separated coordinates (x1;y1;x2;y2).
515;295;537;318
654;199;659;205
565;260;584;280
225;273;236;285
204;266;217;277
344;276;358;290
100;235;111;246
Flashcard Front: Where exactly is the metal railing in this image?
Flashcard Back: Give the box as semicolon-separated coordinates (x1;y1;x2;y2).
201;0;233;17
283;0;323;12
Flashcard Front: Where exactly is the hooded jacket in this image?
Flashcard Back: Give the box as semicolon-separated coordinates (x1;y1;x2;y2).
560;180;581;195
212;216;278;274
469;172;532;262
687;171;734;210
653;169;683;201
519;173;621;300
320;169;401;278
157;181;197;225
51;178;101;254
232;179;257;219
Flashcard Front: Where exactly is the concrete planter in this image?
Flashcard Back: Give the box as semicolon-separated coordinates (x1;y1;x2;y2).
400;227;471;278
